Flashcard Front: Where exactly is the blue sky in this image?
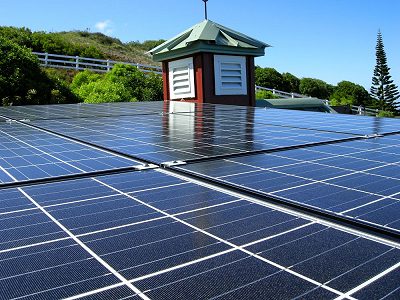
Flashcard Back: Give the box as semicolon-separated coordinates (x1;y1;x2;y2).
1;0;399;90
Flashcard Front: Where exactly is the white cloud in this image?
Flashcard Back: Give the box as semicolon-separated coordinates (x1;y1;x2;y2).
95;20;113;34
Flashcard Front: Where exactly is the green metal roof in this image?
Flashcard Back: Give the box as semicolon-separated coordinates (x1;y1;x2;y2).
148;19;270;62
256;98;337;113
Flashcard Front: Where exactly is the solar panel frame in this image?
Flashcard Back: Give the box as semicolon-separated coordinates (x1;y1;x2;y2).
1;102;400;299
23;110;360;164
0;119;142;185
175;135;400;234
1;169;398;299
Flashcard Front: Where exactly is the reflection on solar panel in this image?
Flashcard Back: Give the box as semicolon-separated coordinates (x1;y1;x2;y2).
0;118;139;184
18;109;356;164
0;101;399;299
177;136;400;233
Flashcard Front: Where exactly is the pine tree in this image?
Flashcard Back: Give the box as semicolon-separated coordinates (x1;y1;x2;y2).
370;30;399;111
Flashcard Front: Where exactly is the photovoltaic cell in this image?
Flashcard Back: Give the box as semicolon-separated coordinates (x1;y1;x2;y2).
0;101;246;121
76;285;139;299
0;120;138;184
0;102;400;299
2;170;399;299
249;107;400;135
0;239;121;299
26;111;353;164
177;135;400;232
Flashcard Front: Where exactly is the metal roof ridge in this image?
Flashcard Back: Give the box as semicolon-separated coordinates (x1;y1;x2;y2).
148;19;270;58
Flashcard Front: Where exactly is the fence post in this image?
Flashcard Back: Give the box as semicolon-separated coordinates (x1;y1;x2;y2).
291;93;294;98
106;59;111;72
272;89;276;95
75;56;79;70
44;53;49;66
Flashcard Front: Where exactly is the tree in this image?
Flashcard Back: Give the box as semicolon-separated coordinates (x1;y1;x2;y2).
0;36;40;105
282;72;300;93
255;67;285;90
0;36;77;105
330;81;371;106
143;72;163;101
299;78;329;99
370;30;399;111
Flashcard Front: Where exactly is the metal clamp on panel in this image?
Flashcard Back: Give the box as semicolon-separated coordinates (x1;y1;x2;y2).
5;119;16;124
162;160;187;168
364;133;384;138
133;163;158;171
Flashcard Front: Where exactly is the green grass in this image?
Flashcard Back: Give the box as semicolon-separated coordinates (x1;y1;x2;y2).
55;31;164;65
0;26;164;66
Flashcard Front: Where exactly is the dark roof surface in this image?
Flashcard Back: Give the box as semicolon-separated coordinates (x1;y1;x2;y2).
0;101;399;299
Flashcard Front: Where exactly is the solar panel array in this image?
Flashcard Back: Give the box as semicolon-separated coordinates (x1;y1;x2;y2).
0;101;399;300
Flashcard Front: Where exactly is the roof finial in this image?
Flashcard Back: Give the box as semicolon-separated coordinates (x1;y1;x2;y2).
202;0;208;20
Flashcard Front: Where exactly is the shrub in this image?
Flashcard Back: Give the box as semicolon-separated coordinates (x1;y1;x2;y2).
90;32;122;45
45;70;80;104
106;64;162;101
0;36;79;106
142;72;163;101
77;80;132;103
70;70;102;91
0;27;105;59
0;36;45;105
0;26;33;48
140;40;166;51
377;110;395;118
256;90;280;99
127;39;166;51
44;68;78;84
70;64;163;103
80;45;104;59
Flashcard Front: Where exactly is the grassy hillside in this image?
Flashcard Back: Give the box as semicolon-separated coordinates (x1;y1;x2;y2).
0;28;164;106
57;31;163;65
0;26;164;66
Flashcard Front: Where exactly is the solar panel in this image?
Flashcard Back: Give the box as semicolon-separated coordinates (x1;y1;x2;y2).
18;108;356;164
0;119;140;184
249;108;400;135
0;101;399;299
1;169;399;299
0;101;248;121
176;135;400;233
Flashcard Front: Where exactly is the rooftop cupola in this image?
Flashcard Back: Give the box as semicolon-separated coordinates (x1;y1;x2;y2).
148;19;269;106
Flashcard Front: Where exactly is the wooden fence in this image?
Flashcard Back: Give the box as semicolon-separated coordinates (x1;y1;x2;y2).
255;85;307;99
32;52;162;74
351;105;379;116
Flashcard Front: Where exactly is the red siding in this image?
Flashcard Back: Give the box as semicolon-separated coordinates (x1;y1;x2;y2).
162;53;255;107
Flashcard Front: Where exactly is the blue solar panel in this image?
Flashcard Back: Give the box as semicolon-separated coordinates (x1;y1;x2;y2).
177;135;400;233
1;169;399;299
0;102;399;299
0;120;139;184
24;112;354;164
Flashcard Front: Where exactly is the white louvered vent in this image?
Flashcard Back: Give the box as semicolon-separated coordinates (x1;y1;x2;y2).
168;57;195;99
214;55;247;95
